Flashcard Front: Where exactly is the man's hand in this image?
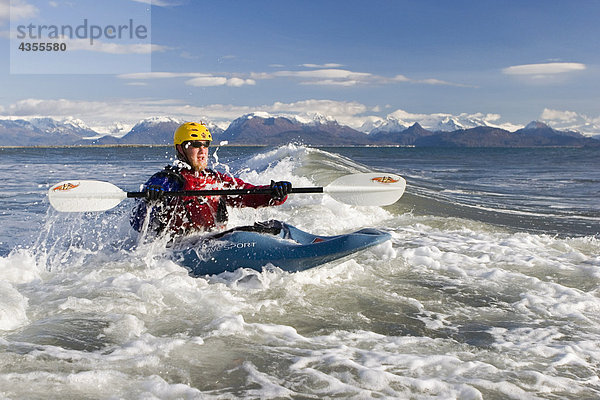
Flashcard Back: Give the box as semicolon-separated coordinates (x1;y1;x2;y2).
270;180;292;201
145;185;165;202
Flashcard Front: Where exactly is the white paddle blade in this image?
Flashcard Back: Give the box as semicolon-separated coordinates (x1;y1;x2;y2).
48;180;128;212
324;173;406;206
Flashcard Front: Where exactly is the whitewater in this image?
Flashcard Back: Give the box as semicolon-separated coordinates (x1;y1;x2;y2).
0;144;599;399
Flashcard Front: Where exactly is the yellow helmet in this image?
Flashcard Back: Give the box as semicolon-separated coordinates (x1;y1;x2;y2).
173;122;212;145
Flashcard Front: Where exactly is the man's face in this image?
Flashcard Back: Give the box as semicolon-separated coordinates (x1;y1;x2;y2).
178;140;210;171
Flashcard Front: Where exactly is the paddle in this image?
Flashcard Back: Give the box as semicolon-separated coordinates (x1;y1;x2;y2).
48;172;406;212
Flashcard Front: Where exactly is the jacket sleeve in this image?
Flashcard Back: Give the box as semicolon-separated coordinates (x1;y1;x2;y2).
218;172;287;208
130;169;184;232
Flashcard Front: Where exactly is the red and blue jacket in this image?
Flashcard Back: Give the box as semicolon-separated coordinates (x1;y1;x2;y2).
131;164;286;235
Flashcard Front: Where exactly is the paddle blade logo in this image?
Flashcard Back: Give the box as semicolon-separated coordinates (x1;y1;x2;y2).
52;182;80;192
371;176;399;184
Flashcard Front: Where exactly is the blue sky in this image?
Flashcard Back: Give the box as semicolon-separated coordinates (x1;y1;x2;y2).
1;0;599;133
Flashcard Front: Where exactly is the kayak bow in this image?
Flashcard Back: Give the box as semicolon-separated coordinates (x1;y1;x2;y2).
171;220;391;276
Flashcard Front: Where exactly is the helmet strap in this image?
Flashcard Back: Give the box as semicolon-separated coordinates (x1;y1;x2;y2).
175;145;193;169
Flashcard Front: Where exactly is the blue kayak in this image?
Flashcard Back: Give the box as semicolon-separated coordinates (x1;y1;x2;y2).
170;220;391;276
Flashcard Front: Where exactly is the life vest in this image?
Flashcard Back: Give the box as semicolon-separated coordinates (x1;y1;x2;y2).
167;168;281;234
131;165;285;236
171;169;230;232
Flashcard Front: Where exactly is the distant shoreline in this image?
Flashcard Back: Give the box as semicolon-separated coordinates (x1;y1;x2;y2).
0;144;595;149
0;144;418;149
0;144;263;149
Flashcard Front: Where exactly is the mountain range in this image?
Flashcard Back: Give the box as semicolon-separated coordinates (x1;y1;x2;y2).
0;114;598;148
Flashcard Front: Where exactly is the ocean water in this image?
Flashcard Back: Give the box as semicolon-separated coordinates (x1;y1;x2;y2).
0;144;599;399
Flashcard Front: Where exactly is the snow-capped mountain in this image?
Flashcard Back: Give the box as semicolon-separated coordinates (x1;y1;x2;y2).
220;113;370;145
128;116;183;132
368;122;434;145
116;116;182;145
575;124;600;139
115;116;225;145
227;112;339;132
90;121;134;138
11;117;97;137
524;121;550;130
519;120;583;138
362;112;520;134
431;116;472;132
0;117;97;146
292;112;338;126
0;113;598;147
360;116;411;135
536;116;600;138
28;117;97;137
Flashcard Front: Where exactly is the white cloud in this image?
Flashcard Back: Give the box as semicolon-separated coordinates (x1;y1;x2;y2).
6;97;556;136
119;72;200;79
119;65;469;88
380;109;519;132
0;97;370;132
5;98;109;116
249;72;274;80
66;39;169;54
540;108;580;123
274;68;372;80
1;97;223;132
301;63;345;68
539;108;600;136
226;77;256;87
129;0;181;6
260;67;470;87
185;76;228;87
185;77;255;87
271;99;368;116
387;109;430;121
503;62;586;76
118;71;255;87
300;79;360;87
418;78;470;87
392;74;411;82
0;0;38;23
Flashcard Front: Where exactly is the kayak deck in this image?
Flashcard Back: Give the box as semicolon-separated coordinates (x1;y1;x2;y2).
170;220;391;276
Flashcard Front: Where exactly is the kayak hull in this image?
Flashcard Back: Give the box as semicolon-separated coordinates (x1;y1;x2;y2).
170;221;391;276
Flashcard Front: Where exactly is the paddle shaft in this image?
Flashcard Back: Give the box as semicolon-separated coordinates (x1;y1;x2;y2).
126;187;324;198
48;173;405;212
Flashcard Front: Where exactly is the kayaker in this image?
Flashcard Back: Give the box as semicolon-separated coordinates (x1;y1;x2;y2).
131;122;292;236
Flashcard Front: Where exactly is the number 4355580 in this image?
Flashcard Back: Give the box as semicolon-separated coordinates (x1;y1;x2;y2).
18;42;67;51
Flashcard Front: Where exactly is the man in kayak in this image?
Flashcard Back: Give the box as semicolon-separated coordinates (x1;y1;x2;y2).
131;122;292;236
